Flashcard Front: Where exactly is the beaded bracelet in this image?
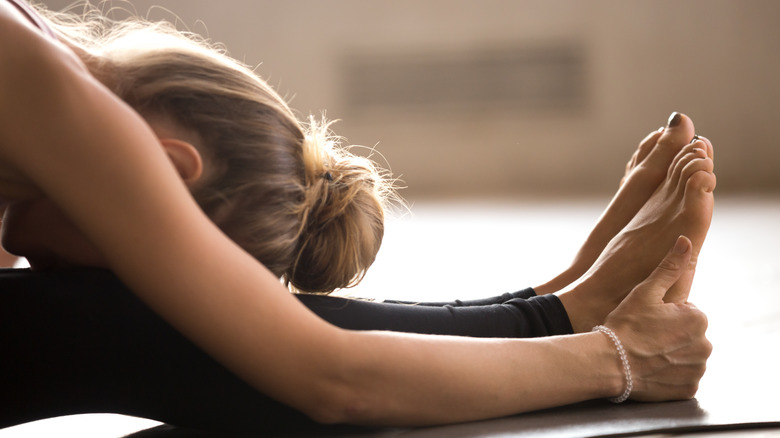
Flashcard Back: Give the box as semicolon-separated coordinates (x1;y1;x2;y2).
593;325;633;403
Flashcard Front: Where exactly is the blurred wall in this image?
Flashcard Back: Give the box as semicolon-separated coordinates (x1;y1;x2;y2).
41;0;780;199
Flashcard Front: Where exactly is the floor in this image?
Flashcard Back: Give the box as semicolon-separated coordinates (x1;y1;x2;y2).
1;195;778;437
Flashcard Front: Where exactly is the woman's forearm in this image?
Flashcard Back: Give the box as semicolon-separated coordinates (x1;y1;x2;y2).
308;329;622;426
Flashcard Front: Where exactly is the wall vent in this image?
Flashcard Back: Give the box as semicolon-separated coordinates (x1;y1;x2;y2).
341;43;586;112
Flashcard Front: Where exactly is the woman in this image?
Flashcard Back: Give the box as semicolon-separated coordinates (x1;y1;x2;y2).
0;0;714;429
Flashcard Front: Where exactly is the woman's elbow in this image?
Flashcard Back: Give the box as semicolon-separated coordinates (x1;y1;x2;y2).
294;363;378;425
302;389;374;425
289;335;382;425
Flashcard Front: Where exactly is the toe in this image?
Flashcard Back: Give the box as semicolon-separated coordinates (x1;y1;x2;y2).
669;144;710;180
679;170;716;253
662;112;696;149
685;168;717;194
621;128;665;186
678;154;714;186
634;128;665;166
693;135;715;161
640;113;696;175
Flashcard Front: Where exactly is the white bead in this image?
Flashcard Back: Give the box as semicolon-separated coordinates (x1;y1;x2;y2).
593;325;633;403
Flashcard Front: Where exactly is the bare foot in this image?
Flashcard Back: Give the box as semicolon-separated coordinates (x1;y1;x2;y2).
558;128;716;333
535;113;708;295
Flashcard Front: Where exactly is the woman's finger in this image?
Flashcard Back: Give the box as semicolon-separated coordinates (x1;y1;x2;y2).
627;235;692;306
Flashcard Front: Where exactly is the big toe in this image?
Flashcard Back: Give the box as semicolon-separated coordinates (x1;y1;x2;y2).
644;112;697;168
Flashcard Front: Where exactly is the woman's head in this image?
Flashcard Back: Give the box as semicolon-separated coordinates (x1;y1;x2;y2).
38;4;394;293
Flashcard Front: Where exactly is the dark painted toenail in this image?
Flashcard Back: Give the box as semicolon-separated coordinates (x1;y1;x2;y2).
690;134;700;144
667;112;682;128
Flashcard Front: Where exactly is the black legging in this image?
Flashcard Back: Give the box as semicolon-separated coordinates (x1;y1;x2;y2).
0;268;571;434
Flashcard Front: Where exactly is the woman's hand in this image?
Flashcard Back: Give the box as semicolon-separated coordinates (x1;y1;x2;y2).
604;235;712;402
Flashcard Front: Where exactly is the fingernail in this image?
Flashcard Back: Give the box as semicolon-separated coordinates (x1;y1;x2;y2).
674;236;690;254
667;112;682;128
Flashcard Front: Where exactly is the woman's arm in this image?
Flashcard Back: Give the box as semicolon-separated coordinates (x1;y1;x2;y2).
0;6;708;426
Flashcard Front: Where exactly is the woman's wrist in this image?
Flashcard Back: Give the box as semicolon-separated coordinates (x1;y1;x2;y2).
584;330;627;401
593;325;632;402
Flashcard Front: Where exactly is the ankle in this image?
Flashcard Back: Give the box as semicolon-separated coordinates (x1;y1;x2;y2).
534;267;582;295
556;282;598;333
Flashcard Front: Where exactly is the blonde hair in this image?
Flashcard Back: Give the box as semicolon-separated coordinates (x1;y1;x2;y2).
37;2;395;293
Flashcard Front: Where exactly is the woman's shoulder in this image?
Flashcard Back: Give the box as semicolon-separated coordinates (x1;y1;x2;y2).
3;0;57;39
0;1;71;73
0;0;46;40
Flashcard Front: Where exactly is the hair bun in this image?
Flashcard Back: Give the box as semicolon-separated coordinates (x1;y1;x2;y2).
286;120;392;293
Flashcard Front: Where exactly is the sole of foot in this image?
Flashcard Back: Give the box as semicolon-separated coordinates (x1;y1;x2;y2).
558;130;716;332
535;112;707;295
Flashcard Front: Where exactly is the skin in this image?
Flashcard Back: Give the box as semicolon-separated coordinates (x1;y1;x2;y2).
0;3;712;426
558;140;716;332
1;114;203;270
535;115;714;296
0;207;19;266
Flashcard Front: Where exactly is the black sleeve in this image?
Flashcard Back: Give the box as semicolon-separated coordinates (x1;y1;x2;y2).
0;268;570;434
385;288;537;306
297;291;572;338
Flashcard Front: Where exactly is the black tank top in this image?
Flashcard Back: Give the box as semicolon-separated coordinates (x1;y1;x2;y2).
7;0;58;39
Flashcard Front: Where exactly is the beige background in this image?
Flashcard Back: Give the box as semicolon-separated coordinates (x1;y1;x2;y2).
40;0;780;200
6;3;780;435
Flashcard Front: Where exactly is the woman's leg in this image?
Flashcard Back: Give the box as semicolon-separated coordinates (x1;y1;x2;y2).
299;289;572;338
0;267;569;432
